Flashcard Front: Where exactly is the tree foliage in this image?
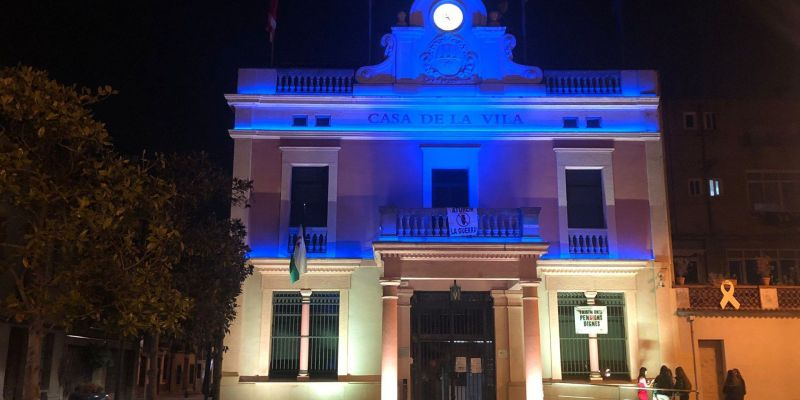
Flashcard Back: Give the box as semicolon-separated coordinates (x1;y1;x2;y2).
0;66;190;400
158;153;252;349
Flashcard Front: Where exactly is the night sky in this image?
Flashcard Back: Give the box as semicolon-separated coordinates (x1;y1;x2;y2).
2;0;799;171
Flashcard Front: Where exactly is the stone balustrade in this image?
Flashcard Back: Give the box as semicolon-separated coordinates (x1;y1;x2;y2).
543;70;622;95
378;207;541;241
276;69;355;94
288;226;328;254
567;228;609;255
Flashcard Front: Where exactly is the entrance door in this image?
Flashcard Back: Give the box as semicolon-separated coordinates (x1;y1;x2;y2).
411;292;495;400
698;340;725;400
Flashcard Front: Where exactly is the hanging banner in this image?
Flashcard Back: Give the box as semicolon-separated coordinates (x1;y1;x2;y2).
574;306;608;334
447;207;478;236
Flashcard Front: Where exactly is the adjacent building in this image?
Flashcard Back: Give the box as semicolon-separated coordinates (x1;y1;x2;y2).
664;98;800;400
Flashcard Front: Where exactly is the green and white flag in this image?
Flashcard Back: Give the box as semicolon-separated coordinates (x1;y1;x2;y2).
289;226;307;283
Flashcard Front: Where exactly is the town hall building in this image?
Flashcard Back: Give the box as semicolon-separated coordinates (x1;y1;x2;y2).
220;0;676;399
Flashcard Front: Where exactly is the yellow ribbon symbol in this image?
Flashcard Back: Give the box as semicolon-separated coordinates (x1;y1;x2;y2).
719;279;740;310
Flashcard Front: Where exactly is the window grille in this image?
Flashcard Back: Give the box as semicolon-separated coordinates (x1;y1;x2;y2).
309;292;340;378
269;292;302;378
558;292;589;377
596;293;629;378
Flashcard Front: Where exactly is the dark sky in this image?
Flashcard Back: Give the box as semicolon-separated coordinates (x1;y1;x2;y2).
2;0;799;170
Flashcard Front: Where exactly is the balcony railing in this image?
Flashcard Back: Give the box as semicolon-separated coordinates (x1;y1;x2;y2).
288;226;328;254
675;285;800;312
567;228;609;255
378;207;541;241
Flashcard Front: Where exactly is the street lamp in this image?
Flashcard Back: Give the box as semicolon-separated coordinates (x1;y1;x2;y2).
450;280;461;301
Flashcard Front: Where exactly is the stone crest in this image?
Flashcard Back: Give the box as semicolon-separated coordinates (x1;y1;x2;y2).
420;34;478;83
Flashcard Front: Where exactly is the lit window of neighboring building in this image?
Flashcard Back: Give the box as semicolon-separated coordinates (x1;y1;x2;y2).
747;170;800;212
708;179;721;197
703;112;716;130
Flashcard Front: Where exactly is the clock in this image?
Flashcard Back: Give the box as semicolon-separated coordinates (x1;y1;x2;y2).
432;3;464;31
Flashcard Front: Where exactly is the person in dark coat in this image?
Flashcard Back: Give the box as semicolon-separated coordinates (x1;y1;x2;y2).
723;369;746;400
674;366;692;400
652;365;674;399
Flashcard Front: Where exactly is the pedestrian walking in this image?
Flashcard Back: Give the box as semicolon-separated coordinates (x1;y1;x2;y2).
637;367;650;400
723;369;746;400
674;366;692;400
652;365;674;400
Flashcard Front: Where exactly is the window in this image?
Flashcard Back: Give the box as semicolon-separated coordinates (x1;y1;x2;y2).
269;292;340;379
688;179;702;196
747;171;800;212
269;292;302;378
566;169;606;229
290;167;329;227
727;249;800;285
683;112;697;130
432;169;469;208
703;112;716;130
292;115;308;127
586;117;602;129
309;292;340;378
315;115;331;127
708;179;721;197
563;117;578;128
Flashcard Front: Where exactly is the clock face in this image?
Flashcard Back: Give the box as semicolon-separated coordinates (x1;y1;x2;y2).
433;3;464;31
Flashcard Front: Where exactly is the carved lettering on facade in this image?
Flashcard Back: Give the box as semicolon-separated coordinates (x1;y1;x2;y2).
367;113;523;125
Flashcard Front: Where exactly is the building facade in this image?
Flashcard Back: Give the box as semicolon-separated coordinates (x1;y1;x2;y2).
221;1;675;399
664;98;800;400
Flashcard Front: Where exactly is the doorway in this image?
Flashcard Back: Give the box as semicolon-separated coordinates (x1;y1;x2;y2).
411;292;495;400
698;340;725;400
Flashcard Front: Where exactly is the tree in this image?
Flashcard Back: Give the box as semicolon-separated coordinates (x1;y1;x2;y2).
0;66;189;400
158;153;251;400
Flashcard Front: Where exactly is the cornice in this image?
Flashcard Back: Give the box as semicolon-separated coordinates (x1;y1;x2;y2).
250;258;365;275
229;129;662;142
224;94;660;107
537;259;649;276
373;242;549;261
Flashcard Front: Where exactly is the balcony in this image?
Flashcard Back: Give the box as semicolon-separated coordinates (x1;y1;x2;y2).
378;207;541;242
675;285;800;315
567;228;609;256
288;226;328;254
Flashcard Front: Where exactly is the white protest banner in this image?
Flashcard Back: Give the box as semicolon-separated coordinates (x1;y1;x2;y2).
574;306;608;334
447;208;478;236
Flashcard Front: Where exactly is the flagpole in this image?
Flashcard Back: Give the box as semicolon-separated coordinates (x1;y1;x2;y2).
368;0;373;64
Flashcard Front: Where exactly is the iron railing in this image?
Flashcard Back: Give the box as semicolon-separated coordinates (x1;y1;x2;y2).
597;293;629;377
309;292;339;379
269;292;302;378
558;292;590;377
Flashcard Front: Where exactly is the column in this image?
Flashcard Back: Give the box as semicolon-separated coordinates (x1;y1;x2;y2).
298;289;312;377
522;283;544;400
584;291;602;381
491;291;511;400
381;280;401;400
398;288;413;400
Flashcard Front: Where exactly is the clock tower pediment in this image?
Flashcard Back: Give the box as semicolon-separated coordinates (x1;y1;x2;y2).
356;0;542;87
